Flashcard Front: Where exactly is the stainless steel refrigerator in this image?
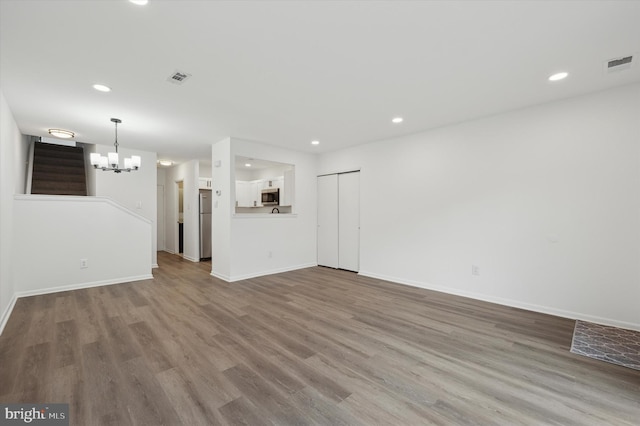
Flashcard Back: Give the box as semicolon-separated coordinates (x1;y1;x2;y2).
199;189;212;259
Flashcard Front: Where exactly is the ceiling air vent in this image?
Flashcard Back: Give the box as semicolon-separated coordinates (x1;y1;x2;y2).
605;55;633;73
167;70;192;84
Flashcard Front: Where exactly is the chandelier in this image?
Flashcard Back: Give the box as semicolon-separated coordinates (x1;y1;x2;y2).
90;118;141;173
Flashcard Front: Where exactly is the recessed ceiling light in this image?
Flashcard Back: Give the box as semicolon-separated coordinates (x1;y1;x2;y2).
311;140;320;145
129;0;148;5
92;84;111;92
48;129;74;139
548;72;569;82
392;117;403;124
158;160;173;167
245;163;252;167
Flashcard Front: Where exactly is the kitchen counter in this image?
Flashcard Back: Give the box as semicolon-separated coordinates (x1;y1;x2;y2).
233;213;297;219
235;205;292;214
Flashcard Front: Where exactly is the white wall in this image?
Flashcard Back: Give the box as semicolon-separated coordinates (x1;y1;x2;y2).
79;142;96;196
157;168;166;252
0;92;30;333
12;196;152;294
236;164;291;181
1;92;19;331
13;136;29;195
212;138;232;279
319;83;640;330
234;168;253;181
211;137;317;281
199;161;212;179
161;160;200;262
92;144;158;266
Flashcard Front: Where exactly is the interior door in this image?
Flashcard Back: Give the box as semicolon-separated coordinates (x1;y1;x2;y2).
317;174;339;268
338;172;360;272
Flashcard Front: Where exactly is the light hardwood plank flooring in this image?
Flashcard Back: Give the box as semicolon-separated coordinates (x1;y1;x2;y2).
1;252;639;425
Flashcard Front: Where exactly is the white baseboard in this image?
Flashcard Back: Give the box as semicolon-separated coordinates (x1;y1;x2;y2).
228;263;316;282
163;249;175;254
152;263;159;269
0;293;18;336
15;274;154;299
210;263;316;283
183;255;199;263
358;270;640;332
210;270;231;282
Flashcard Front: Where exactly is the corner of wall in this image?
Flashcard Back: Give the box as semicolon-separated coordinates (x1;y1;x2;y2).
0;90;19;336
0;292;17;336
211;138;232;279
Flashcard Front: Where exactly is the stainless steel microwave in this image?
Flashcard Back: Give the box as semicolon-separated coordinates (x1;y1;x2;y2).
261;187;279;205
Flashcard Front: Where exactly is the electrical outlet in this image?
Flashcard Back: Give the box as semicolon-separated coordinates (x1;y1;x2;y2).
471;265;480;276
80;259;88;269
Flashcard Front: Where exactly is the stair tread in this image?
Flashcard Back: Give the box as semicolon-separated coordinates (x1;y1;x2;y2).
34;142;83;153
33;156;85;166
32;189;87;196
33;169;85;177
31;142;87;196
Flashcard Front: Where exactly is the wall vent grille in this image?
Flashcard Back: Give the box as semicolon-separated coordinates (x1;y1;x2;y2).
605;55;633;73
608;56;632;68
167;70;192;84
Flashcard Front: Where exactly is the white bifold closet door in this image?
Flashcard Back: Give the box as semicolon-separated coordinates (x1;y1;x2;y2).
338;172;359;271
317;172;360;272
317;174;339;268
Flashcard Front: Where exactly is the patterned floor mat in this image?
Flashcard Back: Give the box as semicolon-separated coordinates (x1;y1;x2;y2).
570;320;640;371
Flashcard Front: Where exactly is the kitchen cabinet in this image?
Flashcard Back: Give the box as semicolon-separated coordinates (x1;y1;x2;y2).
235;180;262;207
262;177;281;190
250;180;262;206
235;181;250;207
270;177;284;191
281;170;294;206
198;178;212;190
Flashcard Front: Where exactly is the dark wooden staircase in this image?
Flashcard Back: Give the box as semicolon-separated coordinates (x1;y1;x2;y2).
31;142;88;196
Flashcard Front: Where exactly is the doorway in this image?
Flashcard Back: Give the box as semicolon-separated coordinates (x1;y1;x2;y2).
157;185;165;251
176;180;184;255
317;171;360;272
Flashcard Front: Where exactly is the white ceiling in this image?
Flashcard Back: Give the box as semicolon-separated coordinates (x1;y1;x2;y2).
1;1;639;165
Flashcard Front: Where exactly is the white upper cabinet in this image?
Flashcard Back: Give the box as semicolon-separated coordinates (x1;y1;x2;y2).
235;181;252;207
236;179;265;207
281;170;294;206
251;180;262;207
198;178;212;190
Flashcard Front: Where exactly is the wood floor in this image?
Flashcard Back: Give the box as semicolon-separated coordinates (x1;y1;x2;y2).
1;252;639;425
